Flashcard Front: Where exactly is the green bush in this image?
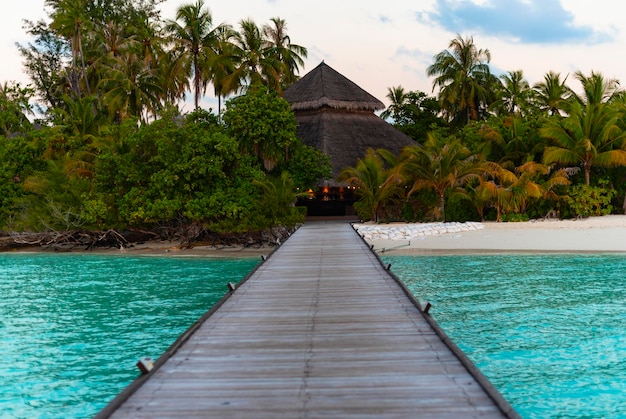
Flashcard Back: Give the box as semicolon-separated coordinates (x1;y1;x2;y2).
444;193;480;222
563;181;616;218
501;213;529;222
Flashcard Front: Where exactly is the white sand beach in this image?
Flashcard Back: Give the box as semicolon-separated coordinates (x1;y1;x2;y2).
353;215;626;254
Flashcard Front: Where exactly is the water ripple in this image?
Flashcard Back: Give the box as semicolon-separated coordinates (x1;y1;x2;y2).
0;253;258;418
383;253;626;419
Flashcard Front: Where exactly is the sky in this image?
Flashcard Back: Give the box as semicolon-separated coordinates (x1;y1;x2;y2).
2;0;625;111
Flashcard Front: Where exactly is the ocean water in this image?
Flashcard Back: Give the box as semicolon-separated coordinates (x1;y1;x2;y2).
0;253;259;419
4;251;625;418
382;253;626;419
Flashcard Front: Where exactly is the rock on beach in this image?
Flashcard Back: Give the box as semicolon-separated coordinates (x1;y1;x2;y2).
353;222;484;241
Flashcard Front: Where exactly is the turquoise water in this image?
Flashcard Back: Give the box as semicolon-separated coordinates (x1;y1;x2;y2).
4;252;625;418
0;253;258;419
382;253;626;419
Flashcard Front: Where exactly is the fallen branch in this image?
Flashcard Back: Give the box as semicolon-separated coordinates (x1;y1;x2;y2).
2;225;299;252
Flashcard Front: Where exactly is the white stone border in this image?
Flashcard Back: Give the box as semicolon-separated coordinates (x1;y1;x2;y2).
353;222;484;241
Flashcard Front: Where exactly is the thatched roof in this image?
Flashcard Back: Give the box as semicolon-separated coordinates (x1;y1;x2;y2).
283;62;385;112
284;61;415;183
293;109;415;180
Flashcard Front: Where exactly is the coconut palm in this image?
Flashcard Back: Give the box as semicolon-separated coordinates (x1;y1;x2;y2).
401;133;485;221
262;17;308;91
477;116;544;168
131;18;181;114
380;86;407;121
572;70;621;106
47;0;92;97
0;82;34;137
338;148;402;222
539;166;572;213
253;171;303;228
204;25;237;115
491;70;532;116
53;94;104;141
541;101;626;185
532;71;573;116
483;161;565;220
229;19;283;93
165;0;226;109
427;34;496;125
98;50;162;123
95;20;131;59
91;21;139;102
466;177;497;221
133;18;164;69
156;49;189;109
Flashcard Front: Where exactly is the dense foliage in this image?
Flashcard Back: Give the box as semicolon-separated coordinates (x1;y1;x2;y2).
3;3;626;233
351;36;626;222
0;90;329;235
0;0;330;239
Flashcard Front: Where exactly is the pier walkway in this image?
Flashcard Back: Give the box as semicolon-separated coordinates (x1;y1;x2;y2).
98;222;519;418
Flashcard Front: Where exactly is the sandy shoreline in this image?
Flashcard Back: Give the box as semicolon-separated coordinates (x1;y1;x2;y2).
1;239;273;258
5;215;626;256
354;215;626;255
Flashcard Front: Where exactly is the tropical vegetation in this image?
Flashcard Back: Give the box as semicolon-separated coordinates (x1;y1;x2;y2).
3;2;626;239
349;35;626;222
0;0;330;246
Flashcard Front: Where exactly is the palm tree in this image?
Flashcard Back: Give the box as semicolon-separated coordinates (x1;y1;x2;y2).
539;166;572;214
262;17;308;91
338;148;402;222
0;82;34;137
401;133;485;221
134;18;164;69
157;49;189;109
95;20;131;59
466;177;497;221
426;34;496;125
380;86;407;121
229;19;282;93
47;0;92;97
53;94;103;141
477;116;543;168
541;101;626;185
532;71;573;116
492;70;532;116
204;25;237;116
99;50;162;123
131;18;180;115
253;171;302;228
572;70;621;106
483;161;559;220
165;0;225;109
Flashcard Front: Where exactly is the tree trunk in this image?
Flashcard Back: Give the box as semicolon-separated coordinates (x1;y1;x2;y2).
438;192;446;222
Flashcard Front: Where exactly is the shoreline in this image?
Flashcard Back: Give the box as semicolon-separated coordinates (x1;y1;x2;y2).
0;240;273;258
5;215;626;256
354;215;626;255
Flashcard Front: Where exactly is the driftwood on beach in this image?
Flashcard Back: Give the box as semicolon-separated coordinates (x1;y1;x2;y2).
0;225;296;252
7;229;131;251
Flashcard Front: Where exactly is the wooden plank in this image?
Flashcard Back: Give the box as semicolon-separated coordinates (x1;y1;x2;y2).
97;222;519;418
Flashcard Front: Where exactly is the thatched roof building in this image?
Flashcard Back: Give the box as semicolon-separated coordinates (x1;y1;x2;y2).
283;61;415;181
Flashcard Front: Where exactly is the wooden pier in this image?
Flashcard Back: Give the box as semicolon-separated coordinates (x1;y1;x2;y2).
97;222;519;418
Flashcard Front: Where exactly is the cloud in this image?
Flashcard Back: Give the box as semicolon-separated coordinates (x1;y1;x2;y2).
421;0;610;44
395;45;433;66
